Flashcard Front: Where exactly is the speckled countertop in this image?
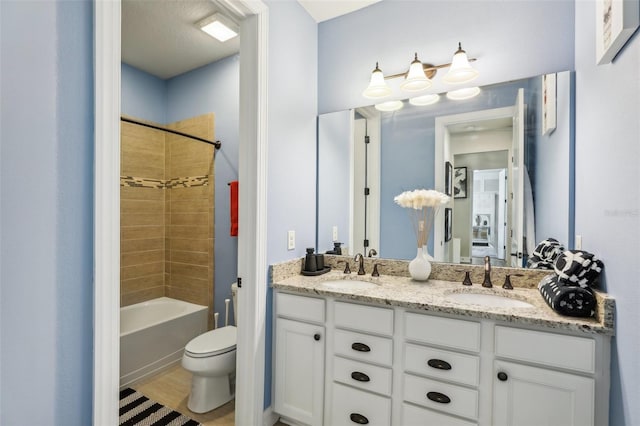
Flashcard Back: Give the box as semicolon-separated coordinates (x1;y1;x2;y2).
271;257;615;336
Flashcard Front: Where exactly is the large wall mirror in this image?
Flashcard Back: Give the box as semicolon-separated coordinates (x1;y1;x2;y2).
317;71;574;269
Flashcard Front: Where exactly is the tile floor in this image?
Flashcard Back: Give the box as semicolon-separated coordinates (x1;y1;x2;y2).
131;364;288;426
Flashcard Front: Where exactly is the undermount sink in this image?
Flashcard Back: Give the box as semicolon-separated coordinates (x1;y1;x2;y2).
445;292;534;309
320;279;378;291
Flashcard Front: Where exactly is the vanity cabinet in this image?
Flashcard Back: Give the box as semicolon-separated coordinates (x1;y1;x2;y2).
492;326;597;426
274;293;326;426
273;290;610;426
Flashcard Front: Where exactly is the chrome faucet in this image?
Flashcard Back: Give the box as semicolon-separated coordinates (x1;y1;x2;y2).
482;256;493;288
354;253;366;275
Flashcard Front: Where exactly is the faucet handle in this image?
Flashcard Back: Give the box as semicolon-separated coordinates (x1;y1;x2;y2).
372;263;382;277
503;273;523;290
339;260;351;274
463;271;473;286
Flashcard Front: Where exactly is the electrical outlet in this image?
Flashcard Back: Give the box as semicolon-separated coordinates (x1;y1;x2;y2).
332;226;338;241
575;235;582;250
287;230;295;250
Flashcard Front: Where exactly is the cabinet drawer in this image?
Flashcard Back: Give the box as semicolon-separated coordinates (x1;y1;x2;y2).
495;326;595;374
331;383;391;426
335;301;394;336
405;343;480;387
276;292;325;323
403;374;479;420
405;312;480;352
333;356;392;396
334;329;393;366
403;403;478;426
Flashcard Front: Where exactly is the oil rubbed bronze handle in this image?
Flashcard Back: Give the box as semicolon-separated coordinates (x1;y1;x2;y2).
427;391;451;404
350;413;369;424
314;333;321;341
351;342;371;352
351;371;371;382
497;371;508;381
427;358;452;370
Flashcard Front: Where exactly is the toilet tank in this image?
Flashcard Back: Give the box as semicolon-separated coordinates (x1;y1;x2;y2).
231;282;238;326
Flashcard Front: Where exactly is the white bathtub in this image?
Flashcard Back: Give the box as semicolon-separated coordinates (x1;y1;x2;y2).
120;297;208;388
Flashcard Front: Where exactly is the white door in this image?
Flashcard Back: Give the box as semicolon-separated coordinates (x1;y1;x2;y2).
510;89;525;267
497;169;507;260
352;117;367;256
493;360;595;426
274;318;325;426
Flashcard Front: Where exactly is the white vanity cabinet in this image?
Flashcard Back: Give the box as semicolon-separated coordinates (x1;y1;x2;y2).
274;293;326;426
492;326;599;426
272;290;610;426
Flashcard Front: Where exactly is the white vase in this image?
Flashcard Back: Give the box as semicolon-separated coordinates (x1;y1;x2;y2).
409;247;432;281
422;244;434;261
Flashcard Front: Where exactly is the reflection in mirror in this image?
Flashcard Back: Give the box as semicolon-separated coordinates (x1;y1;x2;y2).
317;71;574;268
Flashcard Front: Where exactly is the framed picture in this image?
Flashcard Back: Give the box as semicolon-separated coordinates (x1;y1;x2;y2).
445;161;453;196
542;73;556;135
596;0;639;65
453;167;467;199
444;207;452;242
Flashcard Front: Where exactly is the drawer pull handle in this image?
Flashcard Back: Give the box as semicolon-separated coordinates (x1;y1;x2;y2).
497;371;508;381
427;391;451;404
351;342;371;352
351;371;370;382
427;358;452;370
350;413;369;424
313;333;321;341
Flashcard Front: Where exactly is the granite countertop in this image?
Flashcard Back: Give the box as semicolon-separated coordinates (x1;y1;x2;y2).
271;261;615;336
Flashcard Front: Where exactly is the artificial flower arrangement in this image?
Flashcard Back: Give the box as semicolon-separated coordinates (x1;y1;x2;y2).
394;189;450;249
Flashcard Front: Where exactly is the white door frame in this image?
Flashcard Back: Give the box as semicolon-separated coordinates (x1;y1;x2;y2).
93;1;269;424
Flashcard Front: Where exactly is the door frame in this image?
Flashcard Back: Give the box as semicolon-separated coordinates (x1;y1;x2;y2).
93;1;269;424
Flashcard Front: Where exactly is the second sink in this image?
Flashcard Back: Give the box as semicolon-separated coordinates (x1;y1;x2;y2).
445;292;534;309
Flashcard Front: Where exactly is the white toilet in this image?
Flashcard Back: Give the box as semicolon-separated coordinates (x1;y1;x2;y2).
182;283;238;413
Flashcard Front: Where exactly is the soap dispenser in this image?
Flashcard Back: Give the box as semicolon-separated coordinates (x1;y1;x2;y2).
304;248;317;272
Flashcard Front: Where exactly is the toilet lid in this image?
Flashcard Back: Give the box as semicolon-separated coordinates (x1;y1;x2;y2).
185;326;237;358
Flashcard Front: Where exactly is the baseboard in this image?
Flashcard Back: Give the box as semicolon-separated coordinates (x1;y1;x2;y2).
263;406;279;426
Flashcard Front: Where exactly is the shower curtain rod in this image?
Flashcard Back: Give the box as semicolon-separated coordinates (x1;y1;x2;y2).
121;117;222;149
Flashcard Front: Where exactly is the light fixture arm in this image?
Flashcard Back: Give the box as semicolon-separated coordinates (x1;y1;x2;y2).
384;58;477;80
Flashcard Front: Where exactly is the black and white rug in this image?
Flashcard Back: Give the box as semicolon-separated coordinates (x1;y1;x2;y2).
119;388;201;426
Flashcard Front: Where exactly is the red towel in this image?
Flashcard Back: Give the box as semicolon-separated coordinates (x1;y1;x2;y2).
230;180;239;236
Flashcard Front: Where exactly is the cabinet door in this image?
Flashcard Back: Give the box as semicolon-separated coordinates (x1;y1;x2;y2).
274;318;325;426
493;360;594;426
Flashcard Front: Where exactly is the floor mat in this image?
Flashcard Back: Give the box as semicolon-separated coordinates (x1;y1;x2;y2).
119;387;201;426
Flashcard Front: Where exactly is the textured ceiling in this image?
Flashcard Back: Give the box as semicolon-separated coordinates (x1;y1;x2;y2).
122;0;240;80
121;0;381;80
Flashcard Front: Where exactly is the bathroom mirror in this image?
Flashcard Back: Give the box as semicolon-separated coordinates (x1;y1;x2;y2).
317;71;574;268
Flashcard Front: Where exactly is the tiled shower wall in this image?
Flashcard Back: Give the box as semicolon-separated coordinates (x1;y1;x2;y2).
121;114;216;329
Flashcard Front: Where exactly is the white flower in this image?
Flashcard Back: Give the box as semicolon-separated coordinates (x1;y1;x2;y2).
394;189;449;247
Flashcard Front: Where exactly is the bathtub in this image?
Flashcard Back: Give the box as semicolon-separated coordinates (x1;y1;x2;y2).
120;297;208;388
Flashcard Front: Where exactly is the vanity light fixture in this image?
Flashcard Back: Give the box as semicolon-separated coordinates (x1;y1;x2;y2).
362;42;479;100
198;13;238;42
446;86;481;100
409;93;440;106
442;42;479;84
374;100;404;112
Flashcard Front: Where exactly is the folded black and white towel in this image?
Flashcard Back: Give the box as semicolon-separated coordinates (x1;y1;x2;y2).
527;238;565;270
538;274;596;318
554;250;604;288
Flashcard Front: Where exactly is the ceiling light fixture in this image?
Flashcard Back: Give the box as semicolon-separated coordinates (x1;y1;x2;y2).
362;42;479;100
198;13;238;42
409;94;440;106
374;100;404;112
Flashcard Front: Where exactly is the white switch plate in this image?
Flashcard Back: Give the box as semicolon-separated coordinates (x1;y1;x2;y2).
575;235;582;250
287;230;295;250
332;226;338;241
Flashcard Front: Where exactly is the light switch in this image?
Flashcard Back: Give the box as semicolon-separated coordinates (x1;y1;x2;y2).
287;230;295;250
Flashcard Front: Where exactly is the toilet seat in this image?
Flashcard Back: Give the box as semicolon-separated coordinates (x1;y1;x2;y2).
185;326;237;358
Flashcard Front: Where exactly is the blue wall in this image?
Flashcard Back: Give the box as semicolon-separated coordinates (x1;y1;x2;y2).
121;56;240;324
574;3;640;424
0;0;94;424
265;0;318;408
121;63;167;124
318;0;575;113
